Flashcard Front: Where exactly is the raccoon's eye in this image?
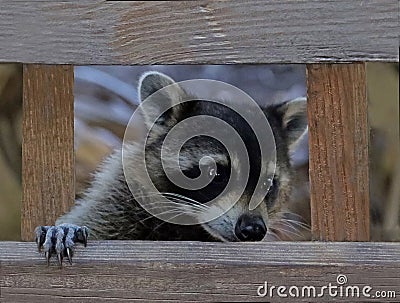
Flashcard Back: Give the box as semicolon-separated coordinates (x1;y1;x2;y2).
208;164;229;184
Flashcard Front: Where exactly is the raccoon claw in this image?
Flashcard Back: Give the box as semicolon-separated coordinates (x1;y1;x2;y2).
57;252;63;266
66;247;73;265
34;224;88;266
45;251;51;266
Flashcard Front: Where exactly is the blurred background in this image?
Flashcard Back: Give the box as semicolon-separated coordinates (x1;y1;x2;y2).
0;63;398;241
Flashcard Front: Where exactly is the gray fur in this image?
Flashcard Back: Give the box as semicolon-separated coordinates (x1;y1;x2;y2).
55;72;309;242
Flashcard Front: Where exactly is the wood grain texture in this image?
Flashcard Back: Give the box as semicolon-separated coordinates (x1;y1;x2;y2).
22;65;74;241
0;241;399;302
306;63;369;241
0;1;398;64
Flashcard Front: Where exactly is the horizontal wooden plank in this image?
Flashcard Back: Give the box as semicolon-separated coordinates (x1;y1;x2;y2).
0;1;398;64
1;241;399;302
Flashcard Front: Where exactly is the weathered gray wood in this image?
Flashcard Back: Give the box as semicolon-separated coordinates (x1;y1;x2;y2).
1;241;399;302
0;1;398;64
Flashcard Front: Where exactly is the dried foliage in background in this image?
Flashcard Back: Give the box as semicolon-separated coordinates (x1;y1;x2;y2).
367;63;400;241
0;64;22;240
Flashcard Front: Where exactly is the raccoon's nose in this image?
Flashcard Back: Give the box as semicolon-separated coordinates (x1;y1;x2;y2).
235;214;267;241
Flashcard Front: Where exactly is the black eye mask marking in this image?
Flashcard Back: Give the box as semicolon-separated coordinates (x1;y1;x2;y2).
179;160;231;204
208;163;230;185
182;162;230;187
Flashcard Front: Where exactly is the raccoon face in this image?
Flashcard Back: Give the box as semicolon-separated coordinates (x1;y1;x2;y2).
136;71;308;242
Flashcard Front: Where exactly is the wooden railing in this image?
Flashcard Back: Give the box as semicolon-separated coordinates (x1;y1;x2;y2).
0;1;398;302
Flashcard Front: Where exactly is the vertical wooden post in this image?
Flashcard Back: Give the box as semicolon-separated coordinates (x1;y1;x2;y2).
22;65;74;241
306;63;369;241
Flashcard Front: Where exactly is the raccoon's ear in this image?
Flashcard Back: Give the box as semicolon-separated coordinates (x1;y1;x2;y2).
139;71;177;101
278;97;309;167
138;71;187;130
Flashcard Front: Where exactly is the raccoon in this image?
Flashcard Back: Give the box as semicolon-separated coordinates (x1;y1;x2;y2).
35;71;310;265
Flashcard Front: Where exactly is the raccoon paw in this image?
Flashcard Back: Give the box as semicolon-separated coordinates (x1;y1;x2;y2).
34;223;88;266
